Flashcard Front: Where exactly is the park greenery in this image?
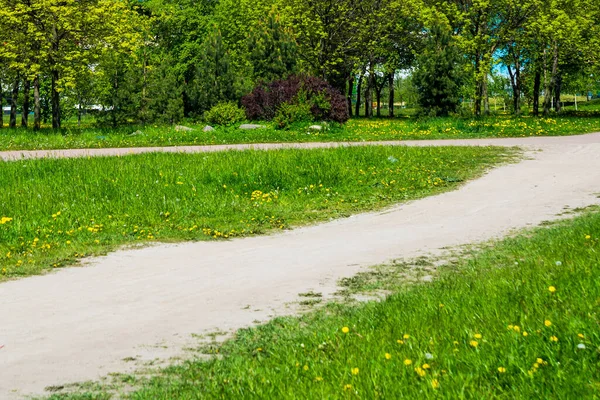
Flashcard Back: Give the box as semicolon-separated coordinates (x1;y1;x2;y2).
0;145;512;279
46;206;600;399
1;0;600;131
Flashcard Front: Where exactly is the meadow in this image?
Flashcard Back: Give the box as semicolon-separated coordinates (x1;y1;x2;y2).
0;145;513;280
48;207;600;399
1;114;600;151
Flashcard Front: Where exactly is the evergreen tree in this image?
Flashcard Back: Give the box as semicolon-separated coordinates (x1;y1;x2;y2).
247;10;297;83
413;25;464;117
188;28;238;117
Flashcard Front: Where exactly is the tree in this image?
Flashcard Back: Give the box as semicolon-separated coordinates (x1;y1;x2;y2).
247;9;297;83
188;28;238;117
0;0;143;129
413;24;465;116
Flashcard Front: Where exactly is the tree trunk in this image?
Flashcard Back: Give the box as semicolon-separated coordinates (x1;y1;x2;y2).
554;73;562;113
543;42;559;115
0;79;3;129
483;74;490;115
347;74;353;117
507;63;521;115
388;74;394;118
51;69;61;129
9;75;20;128
21;79;31;127
355;74;363;117
364;72;373;118
474;54;482;116
34;76;41;130
532;69;541;116
376;88;381;117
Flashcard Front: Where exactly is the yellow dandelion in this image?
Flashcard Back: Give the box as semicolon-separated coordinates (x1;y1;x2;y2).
415;367;426;377
385;353;392;360
315;376;323;382
548;286;556;293
404;359;412;366
422;364;430;370
585;235;591;240
523;331;529;337
344;384;352;390
474;333;482;339
303;365;309;371
536;358;544;364
578;333;585;339
351;367;359;375
498;367;506;373
397;340;404;345
470;340;479;348
550;336;559;342
341;326;349;334
513;326;521;333
431;379;439;389
403;334;410;340
544;320;552;327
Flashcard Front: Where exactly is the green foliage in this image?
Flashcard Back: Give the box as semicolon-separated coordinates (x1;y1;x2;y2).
248;9;297;82
188;28;239;118
120;208;600;398
413;25;465;117
204;102;246;126
0;146;509;279
273;102;313;129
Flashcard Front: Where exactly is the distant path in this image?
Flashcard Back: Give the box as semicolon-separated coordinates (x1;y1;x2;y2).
1;132;600;160
2;132;600;399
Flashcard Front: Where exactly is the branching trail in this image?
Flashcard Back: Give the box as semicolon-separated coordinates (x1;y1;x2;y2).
2;133;600;398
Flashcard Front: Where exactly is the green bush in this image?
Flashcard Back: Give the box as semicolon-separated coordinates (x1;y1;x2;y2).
204;102;246;126
273;102;313;130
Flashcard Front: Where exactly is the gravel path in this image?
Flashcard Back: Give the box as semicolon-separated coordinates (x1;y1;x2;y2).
2;133;600;398
1;133;600;161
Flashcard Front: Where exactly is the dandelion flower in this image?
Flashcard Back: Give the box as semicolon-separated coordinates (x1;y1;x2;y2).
513;326;521;333
315;376;323;382
303;365;309;371
578;333;585;339
344;384;352;390
544;320;552;327
536;358;544;364
550;336;559;342
470;340;479;348
586;235;591;240
498;367;506;373
431;379;439;389
397;339;404;345
404;359;412;366
548;286;557;293
351;367;359;375
474;333;482;339
385;353;392;360
422;364;430;370
415;367;426;377
341;326;349;334
403;334;410;340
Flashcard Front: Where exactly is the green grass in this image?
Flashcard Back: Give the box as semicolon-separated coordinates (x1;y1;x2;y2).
1;114;600;151
0;145;513;280
51;208;600;399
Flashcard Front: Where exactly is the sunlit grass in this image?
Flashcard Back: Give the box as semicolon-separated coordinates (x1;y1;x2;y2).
1;114;599;151
64;208;599;399
0;145;512;280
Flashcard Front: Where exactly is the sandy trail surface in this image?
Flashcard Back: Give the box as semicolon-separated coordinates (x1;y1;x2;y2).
2;133;600;398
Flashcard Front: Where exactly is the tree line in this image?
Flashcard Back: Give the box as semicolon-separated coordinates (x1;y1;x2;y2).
1;0;599;129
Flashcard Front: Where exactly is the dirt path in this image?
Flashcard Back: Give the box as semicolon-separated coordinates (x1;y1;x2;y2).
1;133;600;161
2;133;600;399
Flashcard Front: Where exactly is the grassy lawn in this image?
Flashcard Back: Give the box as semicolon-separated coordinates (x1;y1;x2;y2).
1;115;600;151
0;146;513;280
52;207;600;399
